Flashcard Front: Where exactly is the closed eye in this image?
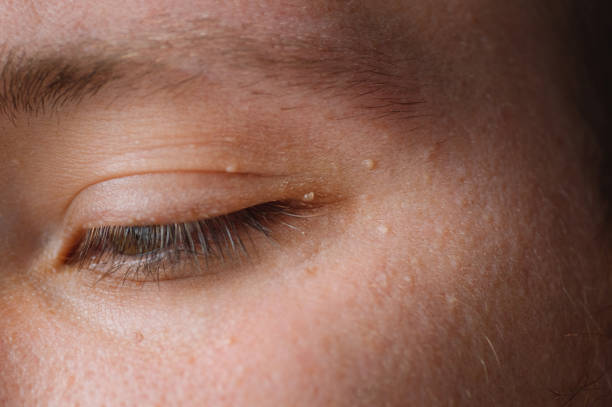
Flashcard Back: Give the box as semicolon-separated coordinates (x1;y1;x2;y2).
64;201;312;285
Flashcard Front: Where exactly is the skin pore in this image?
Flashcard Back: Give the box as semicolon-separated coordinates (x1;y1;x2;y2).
0;1;610;406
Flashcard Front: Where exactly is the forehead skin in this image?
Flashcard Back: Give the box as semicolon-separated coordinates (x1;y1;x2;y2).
0;1;610;407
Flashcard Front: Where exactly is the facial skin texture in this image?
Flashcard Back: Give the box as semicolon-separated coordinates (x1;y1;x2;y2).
0;1;610;406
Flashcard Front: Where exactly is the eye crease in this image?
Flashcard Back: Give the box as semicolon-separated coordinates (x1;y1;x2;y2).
63;201;312;285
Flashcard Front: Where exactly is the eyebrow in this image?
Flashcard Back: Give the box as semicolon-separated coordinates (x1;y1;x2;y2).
0;17;423;122
0;51;121;120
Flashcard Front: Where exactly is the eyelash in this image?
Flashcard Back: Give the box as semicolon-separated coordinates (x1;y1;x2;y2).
64;201;308;284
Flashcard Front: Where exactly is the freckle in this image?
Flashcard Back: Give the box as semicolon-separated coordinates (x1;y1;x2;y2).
362;159;376;170
133;331;144;344
377;224;389;235
302;192;315;202
305;266;318;276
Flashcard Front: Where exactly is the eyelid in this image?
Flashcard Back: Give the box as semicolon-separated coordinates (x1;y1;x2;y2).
53;170;334;284
62;201;315;284
63;172;289;227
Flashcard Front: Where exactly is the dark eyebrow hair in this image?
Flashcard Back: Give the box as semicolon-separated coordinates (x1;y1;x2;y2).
0;51;121;120
0;17;424;122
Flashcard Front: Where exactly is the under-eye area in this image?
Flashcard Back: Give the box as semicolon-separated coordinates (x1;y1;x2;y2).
63;201;315;285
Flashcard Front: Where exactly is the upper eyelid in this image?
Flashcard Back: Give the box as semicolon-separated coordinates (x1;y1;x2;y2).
62;172;297;231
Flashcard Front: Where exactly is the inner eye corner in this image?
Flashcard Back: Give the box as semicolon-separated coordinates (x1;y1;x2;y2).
58;229;89;266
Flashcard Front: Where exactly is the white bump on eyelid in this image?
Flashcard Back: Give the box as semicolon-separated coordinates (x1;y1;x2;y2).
377;224;389;235
225;163;238;173
362;159;376;170
302;192;315;202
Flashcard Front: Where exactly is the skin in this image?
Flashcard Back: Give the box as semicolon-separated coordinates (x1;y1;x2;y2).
0;1;610;406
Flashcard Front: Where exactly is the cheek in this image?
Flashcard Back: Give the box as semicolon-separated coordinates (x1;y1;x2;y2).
0;251;428;407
